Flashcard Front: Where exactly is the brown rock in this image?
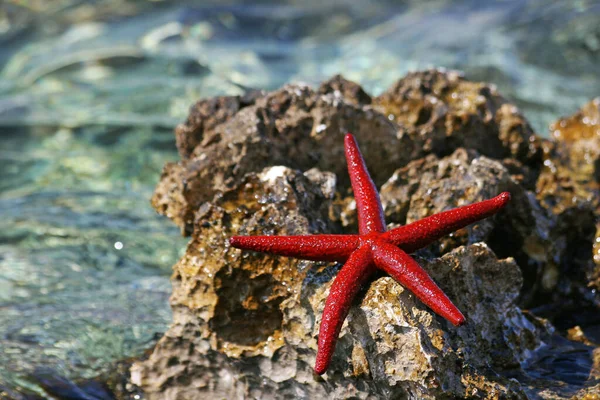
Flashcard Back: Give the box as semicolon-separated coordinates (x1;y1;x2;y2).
140;72;600;399
375;148;594;308
154;79;403;234
553;103;600;213
317;74;372;106
151;162;188;233
536;99;600;297
567;326;597;347
174;93;261;159
374;69;543;167
153;71;542;235
133;166;546;399
537;98;600;214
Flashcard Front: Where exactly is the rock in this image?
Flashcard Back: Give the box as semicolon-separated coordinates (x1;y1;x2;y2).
140;71;600;399
151;162;189;233
133;166;547;399
373;69;544;168
154;78;402;235
317;74;372;106
536;99;600;303
376;148;595;308
549;98;600;183
567;326;597;347
156;71;541;235
174;92;262;160
378;148;523;253
537;98;600;213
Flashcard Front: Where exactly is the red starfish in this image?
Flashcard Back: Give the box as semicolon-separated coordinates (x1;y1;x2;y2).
230;133;511;375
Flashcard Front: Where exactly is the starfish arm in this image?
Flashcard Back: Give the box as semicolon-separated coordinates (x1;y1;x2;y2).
315;246;374;375
382;192;511;252
371;240;465;326
344;133;386;235
229;235;359;262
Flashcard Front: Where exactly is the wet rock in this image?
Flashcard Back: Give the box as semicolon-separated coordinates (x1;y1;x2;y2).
567;326;597;347
376;148;595;309
0;358;143;400
154;71;540;235
573;384;600;400
549;98;600;183
151;162;189;233
317;74;372;106
518;335;598;399
536;98;600;214
378;148;522;249
142;72;600;399
154;77;401;235
536;99;600;300
373;69;544;168
174;93;261;159
134;166;547;399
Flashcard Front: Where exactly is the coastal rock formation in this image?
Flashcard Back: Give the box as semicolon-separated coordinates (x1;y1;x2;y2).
376;148;594;308
374;69;543;169
153;70;543;236
152;79;403;235
135;71;600;399
132;166;546;399
537;99;600;298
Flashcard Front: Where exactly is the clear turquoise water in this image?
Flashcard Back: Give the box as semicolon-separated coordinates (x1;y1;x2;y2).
1;0;599;396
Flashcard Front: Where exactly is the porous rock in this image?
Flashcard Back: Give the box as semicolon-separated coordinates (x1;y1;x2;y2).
153;78;402;235
139;71;600;399
133;166;545;399
373;69;543;168
536;99;600;309
153;70;543;235
174;93;261;160
376;148;595;308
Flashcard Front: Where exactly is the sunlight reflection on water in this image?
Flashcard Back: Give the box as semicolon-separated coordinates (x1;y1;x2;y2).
0;0;599;396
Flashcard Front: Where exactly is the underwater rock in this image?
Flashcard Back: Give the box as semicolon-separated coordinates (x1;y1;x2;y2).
139;71;600;398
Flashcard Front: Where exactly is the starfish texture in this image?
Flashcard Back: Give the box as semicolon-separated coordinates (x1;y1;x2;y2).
230;133;511;375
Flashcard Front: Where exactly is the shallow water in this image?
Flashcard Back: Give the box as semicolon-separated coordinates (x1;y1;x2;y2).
1;0;599;397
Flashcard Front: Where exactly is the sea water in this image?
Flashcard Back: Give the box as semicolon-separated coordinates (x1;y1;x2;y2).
1;0;599;396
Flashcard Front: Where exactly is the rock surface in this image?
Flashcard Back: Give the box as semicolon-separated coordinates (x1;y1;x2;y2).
135;71;600;399
537;98;600;298
133;166;545;399
373;69;543;169
153;71;543;236
377;148;595;309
